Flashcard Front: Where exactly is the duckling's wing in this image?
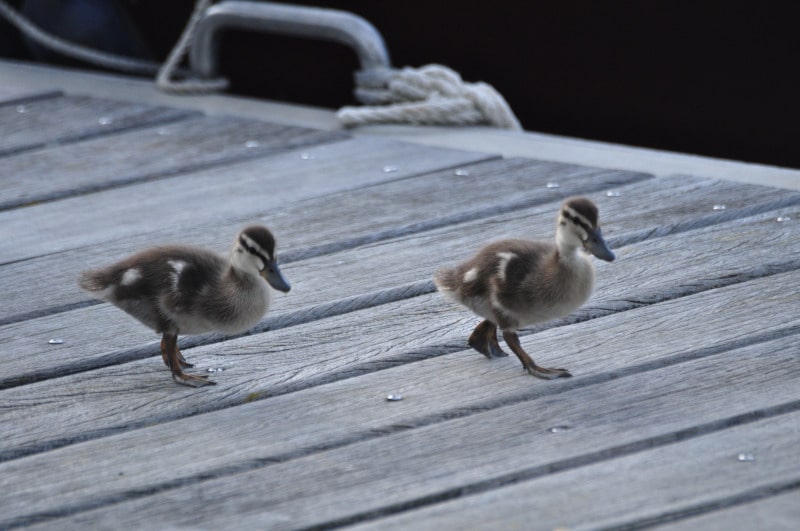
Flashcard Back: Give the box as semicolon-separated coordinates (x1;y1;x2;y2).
489;240;556;314
151;249;224;312
435;240;531;311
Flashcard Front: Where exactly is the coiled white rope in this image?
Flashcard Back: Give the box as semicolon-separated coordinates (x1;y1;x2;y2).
0;0;227;94
339;64;522;130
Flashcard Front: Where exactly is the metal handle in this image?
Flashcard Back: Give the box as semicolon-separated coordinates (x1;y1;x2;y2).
190;1;393;90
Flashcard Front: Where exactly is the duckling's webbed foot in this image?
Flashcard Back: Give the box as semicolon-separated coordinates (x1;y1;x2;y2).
502;330;571;379
468;320;508;358
172;370;215;387
161;334;216;387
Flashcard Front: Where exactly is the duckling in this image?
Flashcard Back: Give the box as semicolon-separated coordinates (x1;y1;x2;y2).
79;225;291;387
434;197;614;379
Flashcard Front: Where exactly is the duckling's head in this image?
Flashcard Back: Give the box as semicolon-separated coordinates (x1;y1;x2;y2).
232;225;291;292
556;197;615;262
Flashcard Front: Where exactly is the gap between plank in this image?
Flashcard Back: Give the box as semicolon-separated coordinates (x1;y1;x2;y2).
0;89;62;110
281;168;651;263
4;286;799;464
600;479;800;531
0;132;350;212
0;109;201;159
302;401;800;531
10;387;800;530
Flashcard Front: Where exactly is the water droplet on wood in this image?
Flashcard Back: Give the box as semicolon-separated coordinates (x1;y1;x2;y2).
777;216;791;222
98;116;113;125
245;140;260;148
454;168;470;176
606;191;621;197
48;339;64;345
16;105;28;114
547;425;570;433
546;182;560;189
383;165;398;173
386;394;403;401
737;452;755;462
207;367;225;373
713;204;726;210
300;152;314;160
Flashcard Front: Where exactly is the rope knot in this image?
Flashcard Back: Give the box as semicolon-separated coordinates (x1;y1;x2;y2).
339;64;521;130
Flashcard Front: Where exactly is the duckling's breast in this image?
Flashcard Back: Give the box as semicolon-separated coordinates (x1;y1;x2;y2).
167;272;272;335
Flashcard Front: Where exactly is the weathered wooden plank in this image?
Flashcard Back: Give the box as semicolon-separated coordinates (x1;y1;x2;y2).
652;490;800;531
344;412;800;531
0;135;493;264
0;87;61;107
7;328;799;529
1;196;798;391
0;157;647;324
0;115;348;210
0;94;198;156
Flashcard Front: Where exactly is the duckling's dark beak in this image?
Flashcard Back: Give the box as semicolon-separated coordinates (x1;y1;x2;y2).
585;228;615;262
262;262;291;292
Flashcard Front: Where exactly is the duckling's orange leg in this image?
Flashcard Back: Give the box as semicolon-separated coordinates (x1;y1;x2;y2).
161;333;215;387
502;330;571;379
468;320;508;358
160;337;193;368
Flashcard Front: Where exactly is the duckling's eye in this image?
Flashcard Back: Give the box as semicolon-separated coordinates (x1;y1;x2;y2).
559;221;567;226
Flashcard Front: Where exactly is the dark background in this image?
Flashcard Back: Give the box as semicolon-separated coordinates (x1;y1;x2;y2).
2;0;799;168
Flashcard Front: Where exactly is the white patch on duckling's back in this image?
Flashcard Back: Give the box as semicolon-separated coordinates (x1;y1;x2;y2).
167;260;187;289
463;268;478;283
496;252;517;281
120;268;141;286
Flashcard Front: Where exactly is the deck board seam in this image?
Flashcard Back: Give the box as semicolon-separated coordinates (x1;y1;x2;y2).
0;89;63;108
3;294;798;464
9;396;800;530
299;401;800;531
0;109;202;159
0;133;352;212
280;168;651;262
598;479;800;531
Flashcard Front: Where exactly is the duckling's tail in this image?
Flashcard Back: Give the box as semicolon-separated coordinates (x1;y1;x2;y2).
78;270;107;293
433;267;457;293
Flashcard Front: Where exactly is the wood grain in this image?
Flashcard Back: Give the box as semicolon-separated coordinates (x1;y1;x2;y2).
651;490;800;531
8;331;798;529
0;114;348;210
0;88;61;107
0;94;198;156
346;411;800;531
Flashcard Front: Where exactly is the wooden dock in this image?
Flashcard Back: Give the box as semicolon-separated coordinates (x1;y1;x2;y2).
1;71;799;530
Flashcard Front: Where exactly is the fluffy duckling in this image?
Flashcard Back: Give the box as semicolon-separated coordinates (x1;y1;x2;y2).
79;225;291;387
434;197;614;379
